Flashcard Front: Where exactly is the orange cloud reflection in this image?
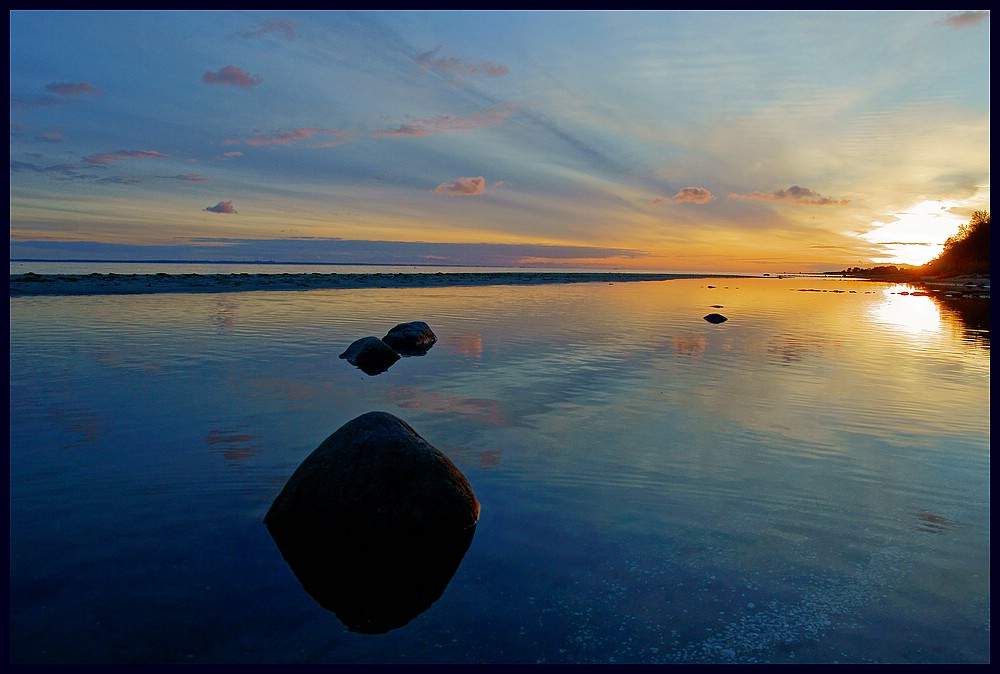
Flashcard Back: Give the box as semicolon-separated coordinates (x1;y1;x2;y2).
388;386;509;427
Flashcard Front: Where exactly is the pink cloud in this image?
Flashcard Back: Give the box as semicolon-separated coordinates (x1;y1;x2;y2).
728;185;849;206
481;63;511;77
373;104;516;138
205;200;237;214
434;176;486;196
224;128;349;147
654;186;716;205
222;151;243;157
44;82;100;96
203;65;262;88
372;125;431;138
84;150;169;165
171;173;208;182
946;10;989;27
415;48;510;78
237;18;295;39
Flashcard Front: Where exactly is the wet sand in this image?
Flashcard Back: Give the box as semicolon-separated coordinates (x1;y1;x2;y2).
9;271;747;297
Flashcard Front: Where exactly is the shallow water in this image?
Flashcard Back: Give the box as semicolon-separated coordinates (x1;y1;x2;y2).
9;277;990;663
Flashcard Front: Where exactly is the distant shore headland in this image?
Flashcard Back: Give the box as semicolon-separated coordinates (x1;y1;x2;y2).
9;271;747;297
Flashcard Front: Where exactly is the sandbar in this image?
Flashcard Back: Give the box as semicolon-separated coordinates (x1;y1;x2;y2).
10;271;747;297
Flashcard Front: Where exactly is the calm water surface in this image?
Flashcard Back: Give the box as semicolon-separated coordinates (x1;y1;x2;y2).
9;277;990;663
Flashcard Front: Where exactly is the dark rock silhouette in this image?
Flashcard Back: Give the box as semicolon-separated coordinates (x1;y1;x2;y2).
703;313;728;324
339;336;400;375
264;411;479;634
382;321;438;356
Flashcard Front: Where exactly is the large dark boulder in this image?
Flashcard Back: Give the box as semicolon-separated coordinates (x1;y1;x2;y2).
382;321;437;356
338;336;401;375
264;411;479;634
703;313;728;324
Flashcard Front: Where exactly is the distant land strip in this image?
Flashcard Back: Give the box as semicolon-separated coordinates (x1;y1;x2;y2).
9;271;748;297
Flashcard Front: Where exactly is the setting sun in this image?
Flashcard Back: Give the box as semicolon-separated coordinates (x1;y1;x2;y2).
860;199;976;266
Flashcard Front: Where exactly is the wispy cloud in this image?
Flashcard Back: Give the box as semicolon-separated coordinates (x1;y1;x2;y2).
415;48;510;78
44;81;100;96
95;175;145;185
236;17;295;39
10;94;71;109
84;150;169;165
37;131;65;143
11;159;206;187
729;185;849;206
202;65;262;88
10;159;98;181
654;186;716;205
373;104;516;138
11;82;100;110
204;200;237;214
434;176;486;196
223;128;349;147
945;10;989;27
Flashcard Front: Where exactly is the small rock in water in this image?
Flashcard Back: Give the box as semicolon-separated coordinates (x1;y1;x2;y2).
703;313;728;324
382;321;437;355
339;336;400;375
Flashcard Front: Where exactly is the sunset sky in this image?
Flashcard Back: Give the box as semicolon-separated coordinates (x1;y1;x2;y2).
9;10;990;272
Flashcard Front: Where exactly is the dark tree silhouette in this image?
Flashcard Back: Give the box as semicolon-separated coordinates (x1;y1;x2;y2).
921;210;990;276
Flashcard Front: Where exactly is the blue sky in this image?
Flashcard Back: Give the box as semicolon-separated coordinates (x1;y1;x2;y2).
9;10;991;271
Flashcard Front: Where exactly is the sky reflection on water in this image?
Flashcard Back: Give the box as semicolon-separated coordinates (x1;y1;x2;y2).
9;276;990;663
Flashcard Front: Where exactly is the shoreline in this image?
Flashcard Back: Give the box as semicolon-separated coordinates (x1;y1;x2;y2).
10;271;749;297
833;273;990;299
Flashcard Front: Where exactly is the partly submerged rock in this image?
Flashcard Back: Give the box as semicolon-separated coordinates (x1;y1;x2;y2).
339;336;401;375
264;411;479;634
382;321;437;356
703;313;728;324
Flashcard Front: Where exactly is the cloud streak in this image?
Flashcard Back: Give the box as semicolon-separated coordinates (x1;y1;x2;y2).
10;94;72;109
224;128;349;147
204;200;237;214
44;82;100;96
95;176;144;185
434;176;486;196
202;66;262;88
415;48;510;77
84;150;169;165
945;11;989;27
236;17;295;39
373;104;516;138
654;186;716;205
729;185;849;206
11;159;98;181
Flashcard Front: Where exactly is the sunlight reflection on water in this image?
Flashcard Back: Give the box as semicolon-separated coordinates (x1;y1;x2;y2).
870;285;943;336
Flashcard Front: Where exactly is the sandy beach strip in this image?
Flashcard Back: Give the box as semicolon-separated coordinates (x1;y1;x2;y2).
9;271;747;297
